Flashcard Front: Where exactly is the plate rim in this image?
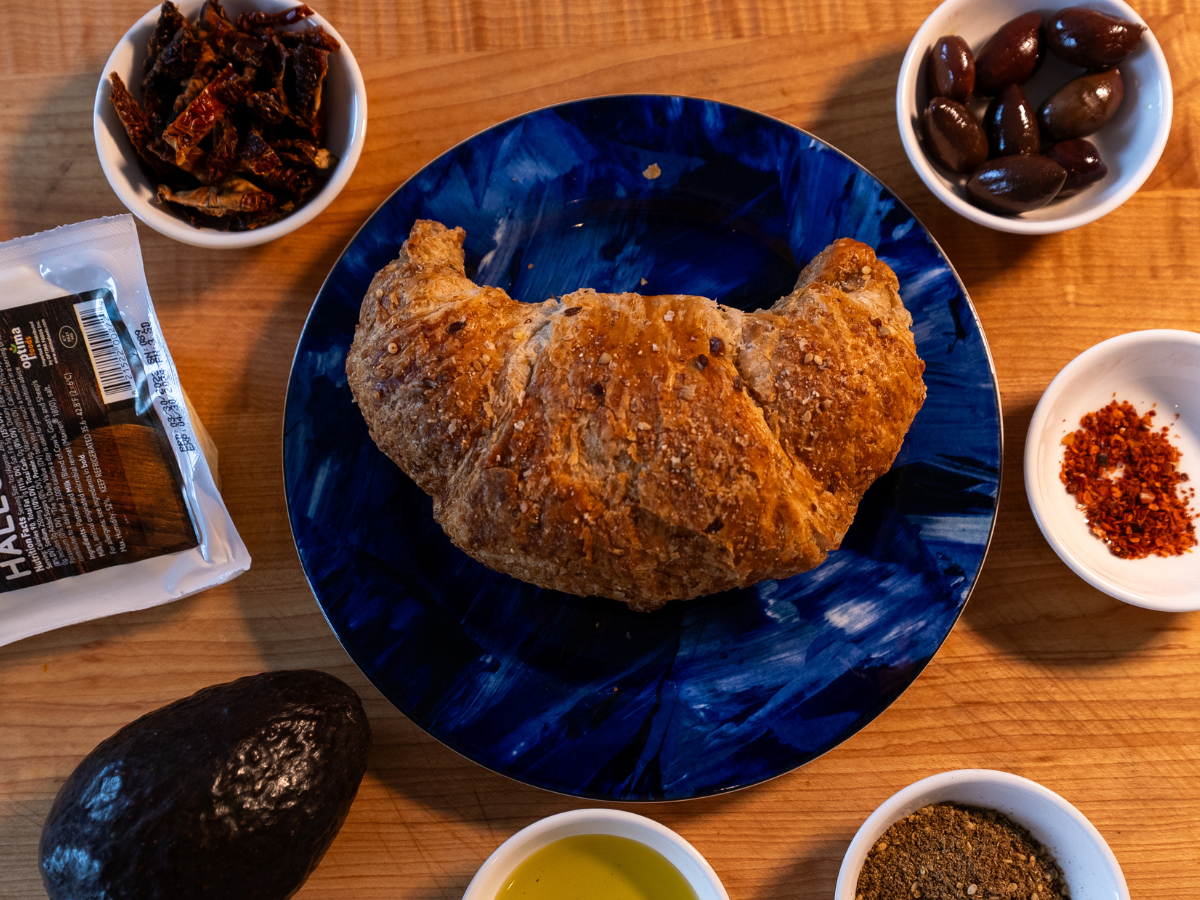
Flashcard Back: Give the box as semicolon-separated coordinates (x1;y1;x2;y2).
281;92;1006;800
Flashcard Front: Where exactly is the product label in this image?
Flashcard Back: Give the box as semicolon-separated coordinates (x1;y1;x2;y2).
0;289;198;591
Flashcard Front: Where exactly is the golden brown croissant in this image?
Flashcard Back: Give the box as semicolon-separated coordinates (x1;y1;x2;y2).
347;220;926;611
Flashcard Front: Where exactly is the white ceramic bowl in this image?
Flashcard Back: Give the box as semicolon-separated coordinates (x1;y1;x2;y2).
1025;330;1200;611
93;0;367;248
461;809;729;900
836;769;1128;900
896;0;1172;234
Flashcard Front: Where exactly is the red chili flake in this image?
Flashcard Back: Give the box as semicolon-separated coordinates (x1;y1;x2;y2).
1060;400;1197;558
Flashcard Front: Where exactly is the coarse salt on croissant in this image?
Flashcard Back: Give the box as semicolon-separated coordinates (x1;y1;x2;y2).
346;220;926;611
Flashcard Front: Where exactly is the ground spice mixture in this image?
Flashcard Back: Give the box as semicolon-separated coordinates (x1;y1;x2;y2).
1060;399;1196;558
856;804;1068;900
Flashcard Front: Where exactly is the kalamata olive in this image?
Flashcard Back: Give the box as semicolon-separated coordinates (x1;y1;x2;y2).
927;35;976;102
922;98;989;174
1044;139;1108;195
1047;7;1145;68
984;84;1040;157
966;155;1067;214
1038;68;1124;141
975;12;1044;95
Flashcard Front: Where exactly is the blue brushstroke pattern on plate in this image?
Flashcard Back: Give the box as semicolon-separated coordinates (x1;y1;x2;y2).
284;95;1001;801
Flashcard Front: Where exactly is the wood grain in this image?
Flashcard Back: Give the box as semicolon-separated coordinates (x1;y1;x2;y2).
2;1;1200;898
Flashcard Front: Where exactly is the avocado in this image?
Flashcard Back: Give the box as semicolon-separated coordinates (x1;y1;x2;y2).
39;669;371;900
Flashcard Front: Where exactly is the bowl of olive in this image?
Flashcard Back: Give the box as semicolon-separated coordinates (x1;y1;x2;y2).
897;0;1172;233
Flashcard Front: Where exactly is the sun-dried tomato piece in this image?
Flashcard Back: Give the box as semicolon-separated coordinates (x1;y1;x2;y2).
257;30;287;89
158;178;277;216
141;22;200;130
108;73;153;151
242;31;290;123
278;25;340;52
108;72;181;183
230;201;295;231
205;113;239;183
177;144;209;176
172;43;217;117
229;33;268;64
285;44;329;137
198;0;237;53
144;1;187;77
143;19;200;83
184;203;293;232
146;136;208;184
239;128;316;198
271;138;334;170
162;64;245;165
238;4;315;32
237;126;279;172
210;67;255;106
243;90;287;124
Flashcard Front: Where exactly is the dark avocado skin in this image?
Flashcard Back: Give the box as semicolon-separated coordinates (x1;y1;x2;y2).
39;669;371;900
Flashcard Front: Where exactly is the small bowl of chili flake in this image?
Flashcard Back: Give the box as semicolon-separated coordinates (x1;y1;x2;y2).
1025;329;1200;611
93;0;366;248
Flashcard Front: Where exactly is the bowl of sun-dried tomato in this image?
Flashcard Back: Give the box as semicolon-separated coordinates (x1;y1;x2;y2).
1025;329;1200;611
93;0;366;248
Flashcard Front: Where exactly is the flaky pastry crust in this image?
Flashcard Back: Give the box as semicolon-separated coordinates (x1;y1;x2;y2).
347;220;926;610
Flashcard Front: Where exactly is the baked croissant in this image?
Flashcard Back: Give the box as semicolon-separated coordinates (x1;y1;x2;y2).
347;220;926;611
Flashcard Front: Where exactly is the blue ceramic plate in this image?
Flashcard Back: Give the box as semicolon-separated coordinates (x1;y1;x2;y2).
284;95;1001;801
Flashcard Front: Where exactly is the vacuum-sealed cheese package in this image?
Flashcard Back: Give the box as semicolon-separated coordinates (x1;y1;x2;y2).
0;215;250;646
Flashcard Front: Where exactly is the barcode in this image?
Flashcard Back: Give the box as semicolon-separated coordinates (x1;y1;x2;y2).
74;300;135;405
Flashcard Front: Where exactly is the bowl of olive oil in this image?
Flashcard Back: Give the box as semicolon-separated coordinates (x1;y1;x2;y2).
463;809;728;900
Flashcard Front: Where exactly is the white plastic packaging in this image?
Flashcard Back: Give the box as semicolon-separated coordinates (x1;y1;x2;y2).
0;215;250;646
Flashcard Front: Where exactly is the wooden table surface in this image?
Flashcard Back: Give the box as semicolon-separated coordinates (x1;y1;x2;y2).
3;1;1199;897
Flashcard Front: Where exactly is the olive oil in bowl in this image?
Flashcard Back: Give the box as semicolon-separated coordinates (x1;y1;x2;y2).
496;834;698;900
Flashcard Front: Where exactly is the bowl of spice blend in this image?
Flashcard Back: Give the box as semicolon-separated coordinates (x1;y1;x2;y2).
1025;330;1200;611
836;769;1129;900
